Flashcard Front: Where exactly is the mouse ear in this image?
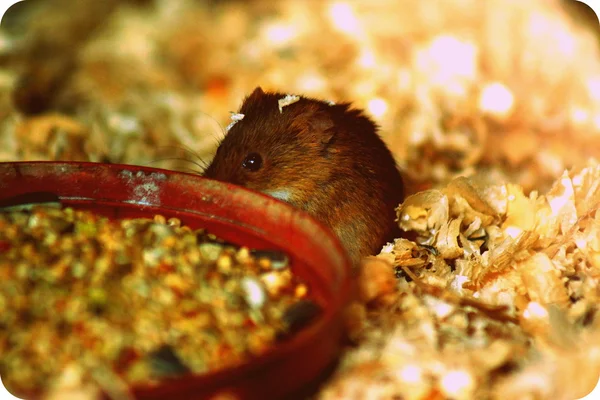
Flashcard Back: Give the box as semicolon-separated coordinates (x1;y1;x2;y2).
247;87;265;101
240;87;266;113
309;111;335;145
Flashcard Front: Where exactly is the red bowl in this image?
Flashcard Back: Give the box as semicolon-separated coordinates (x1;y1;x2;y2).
0;161;352;400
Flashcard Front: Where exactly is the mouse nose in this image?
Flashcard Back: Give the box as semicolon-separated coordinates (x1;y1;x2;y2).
203;162;242;186
202;163;216;178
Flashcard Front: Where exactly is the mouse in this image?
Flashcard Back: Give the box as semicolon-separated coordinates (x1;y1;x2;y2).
203;87;405;265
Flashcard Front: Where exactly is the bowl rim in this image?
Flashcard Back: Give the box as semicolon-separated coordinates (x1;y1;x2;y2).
0;160;353;399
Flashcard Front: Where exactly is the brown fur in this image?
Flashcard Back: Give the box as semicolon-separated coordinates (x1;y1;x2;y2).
204;87;404;265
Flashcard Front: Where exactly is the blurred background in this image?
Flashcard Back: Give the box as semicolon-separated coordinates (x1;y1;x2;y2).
1;0;600;195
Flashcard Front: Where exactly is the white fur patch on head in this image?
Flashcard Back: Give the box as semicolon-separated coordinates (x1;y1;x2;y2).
226;112;245;131
262;189;292;202
278;95;300;113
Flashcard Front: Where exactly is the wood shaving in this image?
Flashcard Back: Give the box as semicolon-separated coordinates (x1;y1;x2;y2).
2;0;600;398
277;94;300;113
326;160;600;399
225;112;244;132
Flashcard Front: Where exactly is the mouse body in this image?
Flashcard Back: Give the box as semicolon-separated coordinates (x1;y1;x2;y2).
203;87;404;265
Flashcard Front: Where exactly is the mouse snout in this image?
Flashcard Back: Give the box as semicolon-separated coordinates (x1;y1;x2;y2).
203;161;238;184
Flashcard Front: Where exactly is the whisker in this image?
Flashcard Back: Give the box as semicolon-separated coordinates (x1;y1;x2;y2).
179;143;210;169
195;110;226;141
156;145;201;162
174;167;204;176
145;157;205;174
156;144;209;169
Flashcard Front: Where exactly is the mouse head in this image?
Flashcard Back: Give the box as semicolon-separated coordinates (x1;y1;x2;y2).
203;87;338;206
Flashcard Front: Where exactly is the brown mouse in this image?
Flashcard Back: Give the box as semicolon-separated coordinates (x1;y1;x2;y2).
203;87;404;265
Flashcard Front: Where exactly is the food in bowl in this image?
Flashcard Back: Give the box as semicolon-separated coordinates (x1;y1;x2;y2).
0;205;321;397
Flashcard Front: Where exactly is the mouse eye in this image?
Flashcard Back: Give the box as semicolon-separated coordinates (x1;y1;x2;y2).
242;152;263;172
